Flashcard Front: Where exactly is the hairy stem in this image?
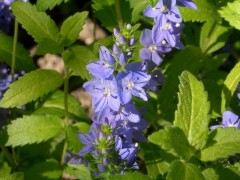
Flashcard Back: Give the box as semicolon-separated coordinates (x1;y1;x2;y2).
115;0;123;28
61;66;70;167
11;19;18;82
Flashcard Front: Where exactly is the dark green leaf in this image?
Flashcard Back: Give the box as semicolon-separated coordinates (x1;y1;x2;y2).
0;32;36;72
6;115;64;147
166;160;204;180
179;0;220;22
141;142;176;177
0;69;64;108
24;159;62;180
12;1;59;43
63;45;96;80
219;1;240;31
149;126;194;160
158;46;206;122
60;11;89;46
174;71;210;150
92;0;132;32
221;61;240;113
36;38;64;55
36;0;66;11
67;126;83;154
65;165;92;180
129;0;148;23
107;171;152;180
41;90;87;119
200;21;231;54
199;128;240;161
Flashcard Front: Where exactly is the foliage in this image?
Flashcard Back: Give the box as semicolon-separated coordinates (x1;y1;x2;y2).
0;0;240;179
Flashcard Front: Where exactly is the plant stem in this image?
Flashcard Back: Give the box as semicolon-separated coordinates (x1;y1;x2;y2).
115;0;123;28
60;66;70;166
11;19;18;82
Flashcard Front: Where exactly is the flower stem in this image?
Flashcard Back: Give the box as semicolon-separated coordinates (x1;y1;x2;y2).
60;66;70;166
115;0;123;28
11;19;18;82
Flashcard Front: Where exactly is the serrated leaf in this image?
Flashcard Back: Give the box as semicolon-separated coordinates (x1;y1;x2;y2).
36;38;64;55
60;11;88;46
174;71;210;150
12;1;59;43
179;0;220;22
7;172;24;180
141;142;176;177
41;90;87;119
166;160;205;180
67;126;83;153
6;115;64;147
149;126;194;160
65;165;92;180
221;61;240;113
200;21;231;54
219;1;240;31
92;0;132;32
0;69;64;108
0;32;36;72
24;159;62;180
158;46;206;122
36;0;65;11
63;45;96;80
199;128;240;161
0;162;11;177
107;172;152;180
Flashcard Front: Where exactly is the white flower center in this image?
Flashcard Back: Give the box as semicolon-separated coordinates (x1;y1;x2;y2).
176;23;181;27
149;45;157;52
103;88;111;96
165;23;171;30
161;6;168;12
127;81;134;89
162;40;167;45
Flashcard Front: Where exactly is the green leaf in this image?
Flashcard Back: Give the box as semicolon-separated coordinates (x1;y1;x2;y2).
202;168;218;180
166;160;204;180
0;32;36;72
36;0;66;11
12;1;59;43
107;171;152;180
199;128;240;161
149;127;194;160
65;165;92;180
63;45;96;80
6;115;64;147
67;126;83;153
24;159;62;180
158;46;206;122
221;61;240;113
36;38;64;55
0;69;64;108
200;21;231;54
8;172;24;180
92;0;132;32
179;0;220;22
141;142;176;177
41;90;87;119
129;0;148;23
60;11;89;46
174;71;210;150
219;1;240;31
0;162;11;177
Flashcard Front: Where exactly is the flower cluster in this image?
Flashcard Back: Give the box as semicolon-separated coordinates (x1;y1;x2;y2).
0;0;27;32
67;24;165;176
67;0;196;176
140;0;197;65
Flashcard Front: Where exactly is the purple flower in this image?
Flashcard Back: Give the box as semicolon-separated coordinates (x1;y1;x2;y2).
176;0;197;10
210;111;240;130
144;0;182;23
144;70;165;91
116;71;151;104
140;29;165;65
83;78;120;112
86;46;116;79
